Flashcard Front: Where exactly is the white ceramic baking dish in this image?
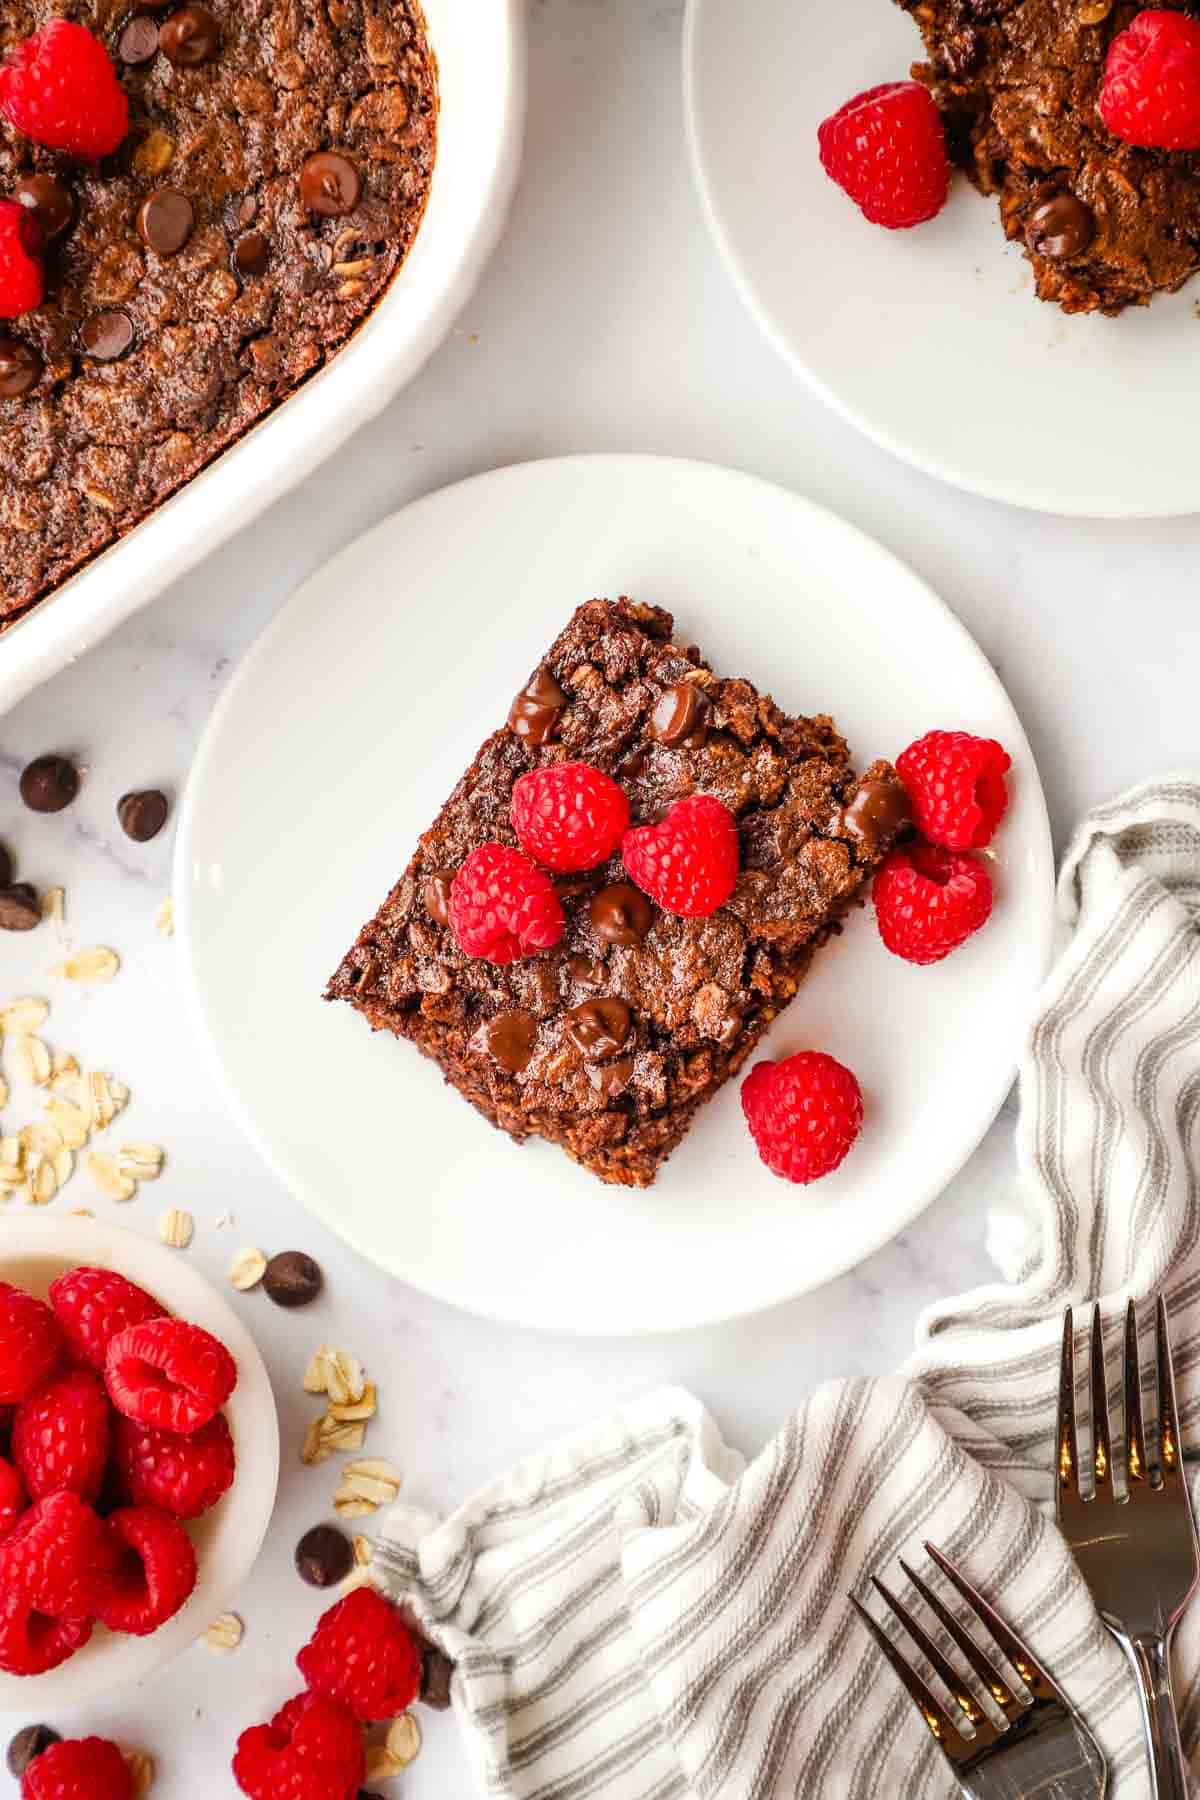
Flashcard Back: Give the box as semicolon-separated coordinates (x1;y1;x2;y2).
0;0;526;714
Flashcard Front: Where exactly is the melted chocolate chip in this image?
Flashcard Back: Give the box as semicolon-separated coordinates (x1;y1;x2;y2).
233;231;269;277
118;14;160;63
117;789;169;842
833;776;913;860
7;1726;60;1779
159;4;221;64
423;869;454;927
81;311;134;362
615;746;647;780
1027;193;1095;260
0;335;42;399
586;1055;634;1098
482;1009;538;1073
263;1250;323;1308
565;998;632;1059
138;189;194;256
650;682;708;748
566;954;606;988
590;882;653;946
299;151;362;218
20;754;78;813
14;174;73;240
295;1523;354;1588
507;667;566;744
0;886;40;932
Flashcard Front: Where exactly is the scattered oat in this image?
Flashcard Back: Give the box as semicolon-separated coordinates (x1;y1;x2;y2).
46;1096;89;1149
118;1142;164;1181
0;1137;20;1167
364;1744;403;1783
88;1151;136;1203
304;1344;335;1394
87;1069;124;1130
385;1713;422;1769
21;1122;63;1159
333;1458;401;1518
124;1750;154;1797
325;1350;366;1409
301;1416;332;1466
320;1418;367;1455
54;1148;74;1187
0;1076;8;1110
159;1208;194;1249
14;1036;51;1086
52;946;120;984
353;1535;373;1567
230;1247;267;1291
155;898;174;937
0;1166;23;1193
203;1612;243;1652
329;1381;377;1424
0;998;48;1034
50;1051;81;1092
28;1158;57;1207
69;1206;93;1217
41;888;65;928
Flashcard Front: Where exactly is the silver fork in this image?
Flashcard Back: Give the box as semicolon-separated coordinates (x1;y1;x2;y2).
1057;1299;1200;1800
851;1543;1107;1798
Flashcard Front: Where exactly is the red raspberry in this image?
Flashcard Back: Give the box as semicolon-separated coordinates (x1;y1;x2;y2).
0;1491;114;1620
0;1587;91;1677
95;1505;197;1635
0;23;129;159
48;1266;165;1371
105;1317;237;1435
21;1737;131;1800
0;1454;25;1537
233;1693;365;1800
448;842;565;963
297;1586;423;1723
1100;9;1200;149
0;1285;63;1405
621;794;739;918
12;1368;110;1504
112;1411;235;1519
741;1051;864;1184
895;729;1010;850
874;844;993;964
818;81;950;229
0;201;44;321
511;762;631;872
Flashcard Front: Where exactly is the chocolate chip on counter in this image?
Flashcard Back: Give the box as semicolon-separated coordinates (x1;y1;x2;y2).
233;230;269;277
299;151;362;218
80;310;134;362
565;998;632;1060
0;845;12;890
590;882;653;946
159;4;221;65
295;1523;354;1588
118;14;160;64
262;1250;323;1309
421;1645;454;1710
507;667;566;745
20;753;79;813
0;335;43;399
7;1725;60;1778
422;869;454;927
137;189;194;256
0;886;40;933
117;789;169;842
650;682;709;748
482;1009;538;1074
14;174;73;240
1027;192;1095;260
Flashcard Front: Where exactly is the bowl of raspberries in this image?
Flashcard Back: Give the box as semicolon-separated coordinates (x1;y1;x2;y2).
0;1215;279;1705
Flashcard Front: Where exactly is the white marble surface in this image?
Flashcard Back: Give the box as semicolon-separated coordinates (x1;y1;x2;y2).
2;0;1200;1791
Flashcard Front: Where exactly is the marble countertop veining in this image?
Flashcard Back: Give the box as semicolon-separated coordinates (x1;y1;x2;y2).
2;0;1200;1792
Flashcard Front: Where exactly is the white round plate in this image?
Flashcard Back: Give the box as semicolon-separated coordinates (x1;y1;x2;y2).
0;1215;279;1706
685;0;1200;517
177;455;1053;1336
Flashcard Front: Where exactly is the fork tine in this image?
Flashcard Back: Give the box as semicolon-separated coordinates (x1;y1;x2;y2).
1125;1299;1147;1486
898;1558;1025;1724
1090;1304;1113;1494
1057;1306;1082;1514
849;1595;970;1757
924;1543;1063;1707
871;1575;994;1734
1156;1295;1183;1485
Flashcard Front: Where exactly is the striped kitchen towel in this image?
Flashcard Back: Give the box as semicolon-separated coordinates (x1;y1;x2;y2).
374;775;1200;1798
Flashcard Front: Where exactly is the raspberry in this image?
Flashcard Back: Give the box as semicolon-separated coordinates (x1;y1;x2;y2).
511;762;630;872
233;1693;365;1800
0;201;44;321
741;1052;864;1184
895;729;1010;850
0;1285;63;1405
1100;9;1200;149
105;1317;237;1435
0;1491;114;1620
874;844;994;965
21;1737;131;1800
95;1505;197;1635
0;1454;25;1536
12;1368;110;1504
0;23;129;159
0;1589;91;1677
621;793;739;918
297;1586;423;1723
818;81;950;229
112;1411;235;1519
448;842;565;962
48;1266;165;1370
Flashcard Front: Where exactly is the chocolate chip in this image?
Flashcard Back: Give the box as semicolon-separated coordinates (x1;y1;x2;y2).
0;334;43;399
650;682;708;748
262;1251;323;1308
565;998;632;1060
7;1726;60;1778
566;954;605;988
20;754;79;813
137;189;194;256
0;845;13;889
160;4;220;64
0;886;40;932
590;882;653;947
421;1645;454;1710
423;869;454;927
1027;192;1095;260
117;789;169;842
507;667;566;745
81;310;134;362
615;747;647;780
233;230;269;277
482;1009;538;1073
14;174;73;240
299;151;362;218
295;1523;354;1588
832;776;913;861
586;1055;634;1098
118;14;160;63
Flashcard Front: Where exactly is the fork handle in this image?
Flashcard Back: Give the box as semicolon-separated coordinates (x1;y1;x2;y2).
1126;1632;1192;1800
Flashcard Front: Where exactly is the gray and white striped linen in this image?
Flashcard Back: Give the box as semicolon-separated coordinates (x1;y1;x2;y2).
375;776;1200;1797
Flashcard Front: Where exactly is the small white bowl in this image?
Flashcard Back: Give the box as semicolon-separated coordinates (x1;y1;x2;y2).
0;1215;279;1708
